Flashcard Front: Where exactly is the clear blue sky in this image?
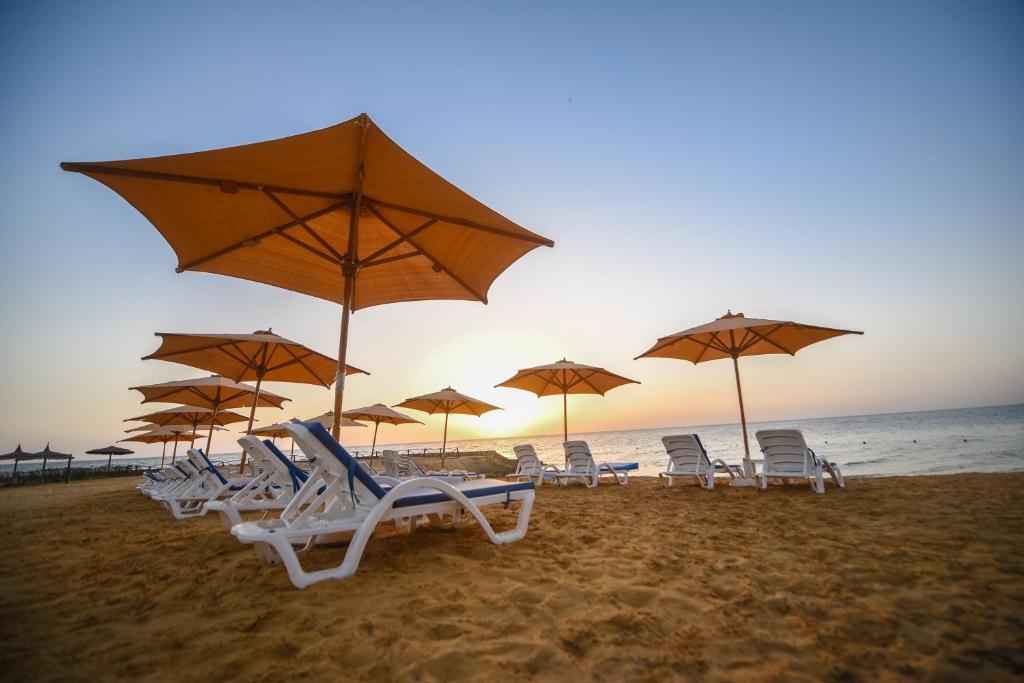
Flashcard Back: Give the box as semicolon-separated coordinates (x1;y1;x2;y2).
1;1;1022;455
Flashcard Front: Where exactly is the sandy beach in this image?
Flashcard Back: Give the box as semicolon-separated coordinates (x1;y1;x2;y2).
1;473;1021;682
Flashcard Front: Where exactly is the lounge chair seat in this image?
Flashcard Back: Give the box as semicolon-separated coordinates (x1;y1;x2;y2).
659;434;743;489
755;429;845;494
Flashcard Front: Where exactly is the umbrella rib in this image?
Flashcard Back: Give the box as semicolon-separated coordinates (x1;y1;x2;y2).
177;199;348;272
370;207;488;303
742;325;794;355
359;251;421;269
59;163;348;201
366;197;554;247
277;230;343;265
263;190;346;262
271;347;332;387
361;218;438;265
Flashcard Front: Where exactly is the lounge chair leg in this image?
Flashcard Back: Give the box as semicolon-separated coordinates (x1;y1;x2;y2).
812;471;825;494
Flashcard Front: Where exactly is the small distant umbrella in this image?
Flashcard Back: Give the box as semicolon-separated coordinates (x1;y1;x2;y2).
635;311;862;477
125;405;249;434
251;422;299;459
395;388;500;468
0;444;29;474
31;444;73;481
343;404;422;464
86;445;135;472
120;427;201;466
142;330;368;442
130;376;287;457
496;358;639;443
301;411;367;430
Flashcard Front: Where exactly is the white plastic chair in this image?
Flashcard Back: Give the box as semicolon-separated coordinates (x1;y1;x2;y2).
555;441;633;488
509;444;560;486
231;421;536;588
659;434;743;489
755;429;845;494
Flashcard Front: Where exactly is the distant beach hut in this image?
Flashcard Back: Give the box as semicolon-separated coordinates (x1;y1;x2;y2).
120;428;201;466
86;445;135;472
129;376;287;456
342;404;423;465
142;330;368;473
496;359;639;443
635;311;862;482
395;388;501;468
62;114;553;438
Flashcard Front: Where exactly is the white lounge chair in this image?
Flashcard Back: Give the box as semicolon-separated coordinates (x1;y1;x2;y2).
153;449;251;519
555;441;638;488
509;444;560;486
755;429;845;494
659;434;743;489
231;421;535;588
205;437;311;529
381;449;480;481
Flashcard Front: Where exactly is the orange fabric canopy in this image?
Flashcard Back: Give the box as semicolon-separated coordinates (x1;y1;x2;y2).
635;311;863;363
395;388;501;417
496;358;638;397
143;330;366;387
342;403;422;426
61;114;553;310
124;405;249;428
129;376;288;410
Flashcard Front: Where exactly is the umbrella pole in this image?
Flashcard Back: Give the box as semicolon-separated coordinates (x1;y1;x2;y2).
205;407;218;455
370;421;380;466
332;116;367;439
241;373;265;475
160;441;167;468
290;438;295;462
107;453;112;473
563;391;568;443
332;269;356;439
441;412;449;469
172;439;179;464
731;355;753;476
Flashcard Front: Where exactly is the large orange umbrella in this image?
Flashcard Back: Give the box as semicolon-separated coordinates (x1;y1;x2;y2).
395;388;500;468
343;403;423;464
130;376;288;455
62;114;553;438
635;311;862;477
496;358;638;442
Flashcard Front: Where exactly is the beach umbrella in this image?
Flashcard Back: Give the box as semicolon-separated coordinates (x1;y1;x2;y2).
62;114;553;438
0;444;29;474
395;388;500;468
251;422;301;459
142;330;368;440
496;359;639;443
343;403;423;464
125;423;226;433
130;376;287;455
635;311;862;477
300;412;367;430
31;444;73;481
124;405;249;432
85;445;134;472
120;428;201;466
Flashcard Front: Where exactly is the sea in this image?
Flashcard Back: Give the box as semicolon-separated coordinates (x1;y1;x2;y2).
8;404;1022;478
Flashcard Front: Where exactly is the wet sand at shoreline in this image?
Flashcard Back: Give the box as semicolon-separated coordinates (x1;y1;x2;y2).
1;473;1022;681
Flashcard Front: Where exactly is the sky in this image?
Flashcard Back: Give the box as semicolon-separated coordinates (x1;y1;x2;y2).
0;0;1021;457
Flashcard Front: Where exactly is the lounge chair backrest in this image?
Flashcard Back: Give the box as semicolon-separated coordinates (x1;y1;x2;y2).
262;439;309;491
512;445;542;475
661;434;711;473
400;454;427;476
756;429;815;475
286;421;387;504
563;441;597;475
238;435;308;493
189;448;228;485
381;450;402;478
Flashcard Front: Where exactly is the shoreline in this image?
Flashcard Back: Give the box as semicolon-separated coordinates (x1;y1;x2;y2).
2;472;1022;681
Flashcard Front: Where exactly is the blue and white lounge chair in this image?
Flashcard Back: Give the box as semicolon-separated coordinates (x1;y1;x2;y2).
509;444;560;486
555;441;638;488
153;449;251;519
205;437;313;529
231;421;535;588
659;434;743;489
755;429;845;494
381;449;481;481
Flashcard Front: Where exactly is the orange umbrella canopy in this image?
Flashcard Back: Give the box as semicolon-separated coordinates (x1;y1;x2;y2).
395;388;500;467
143;330;367;387
124;405;248;429
130;376;288;455
130;376;288;410
62;114;554;437
343;403;423;461
496;359;638;442
635;311;863;363
635;311;862;472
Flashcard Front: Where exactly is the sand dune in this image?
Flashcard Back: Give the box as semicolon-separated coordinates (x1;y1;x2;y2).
1;473;1022;681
